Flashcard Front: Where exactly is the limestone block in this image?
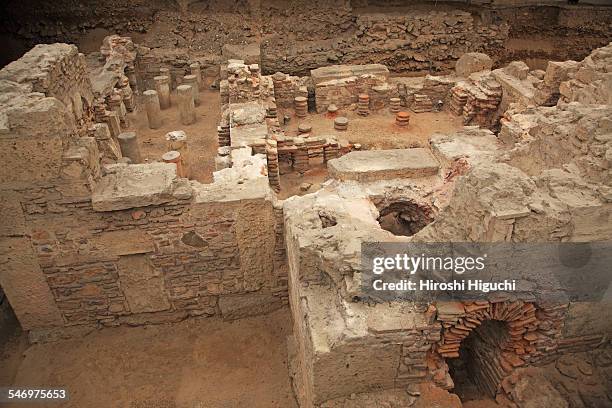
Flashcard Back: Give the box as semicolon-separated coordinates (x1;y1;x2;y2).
504;61;530;80
117;254;171;314
311;64;390;85
328;148;439;182
91;163;191;211
455;52;493;77
230;102;267;125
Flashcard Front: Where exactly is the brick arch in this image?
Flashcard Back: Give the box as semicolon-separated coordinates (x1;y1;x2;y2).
434;300;566;397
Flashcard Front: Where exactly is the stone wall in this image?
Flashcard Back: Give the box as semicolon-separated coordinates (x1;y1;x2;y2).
0;43;94;126
0;43;287;340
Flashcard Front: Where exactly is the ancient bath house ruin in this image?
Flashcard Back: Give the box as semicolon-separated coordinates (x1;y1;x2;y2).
0;1;611;407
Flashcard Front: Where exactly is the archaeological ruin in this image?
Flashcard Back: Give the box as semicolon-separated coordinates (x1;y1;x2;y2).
0;1;611;407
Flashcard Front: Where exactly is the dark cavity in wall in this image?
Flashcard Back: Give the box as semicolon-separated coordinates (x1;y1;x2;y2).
377;200;433;237
448;319;510;402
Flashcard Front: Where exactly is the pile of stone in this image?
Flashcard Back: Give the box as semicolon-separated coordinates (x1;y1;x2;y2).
449;85;469;115
357;94;370;116
271;72;302;108
227;60;261;103
312;64;390;113
462;76;502;126
412;94;433;113
305;137;327;159
326;104;339;118
370;84;391;110
323;140;340;161
298;123;312;135
266;98;278;118
107;91;129;128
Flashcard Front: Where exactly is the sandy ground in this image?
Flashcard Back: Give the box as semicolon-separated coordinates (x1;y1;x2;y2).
127;86;221;184
3;309;297;408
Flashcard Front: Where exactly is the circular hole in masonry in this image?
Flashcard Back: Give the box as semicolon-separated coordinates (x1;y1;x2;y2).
448;320;510;402
376;201;434;237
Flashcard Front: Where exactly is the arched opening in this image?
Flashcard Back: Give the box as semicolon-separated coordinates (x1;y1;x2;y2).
448;320;510;402
377;200;433;237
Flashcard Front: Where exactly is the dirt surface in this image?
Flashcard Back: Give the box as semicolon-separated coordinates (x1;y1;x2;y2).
127;85;220;184
5;309;297;408
282;108;463;150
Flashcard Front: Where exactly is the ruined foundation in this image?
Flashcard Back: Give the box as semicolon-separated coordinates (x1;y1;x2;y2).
0;1;611;407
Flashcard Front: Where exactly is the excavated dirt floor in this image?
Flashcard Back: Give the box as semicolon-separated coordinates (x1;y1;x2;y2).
1;309;297;408
127;84;463;199
129;85;221;184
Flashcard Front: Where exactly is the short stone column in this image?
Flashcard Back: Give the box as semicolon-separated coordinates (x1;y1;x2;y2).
177;85;196;125
166;130;189;178
357;94;370;116
154;75;171;109
389;97;401;113
183;74;200;105
160;67;171;88
334;116;348;131
190;62;202;87
162;151;186;177
118;131;142;163
294;96;307;118
293;137;309;174
266;139;280;192
396;111;410;127
143;90;162;129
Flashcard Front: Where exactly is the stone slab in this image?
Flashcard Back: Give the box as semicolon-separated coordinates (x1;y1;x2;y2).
92;163;188;211
328;148;439;182
230;122;268;148
230;102;266;126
